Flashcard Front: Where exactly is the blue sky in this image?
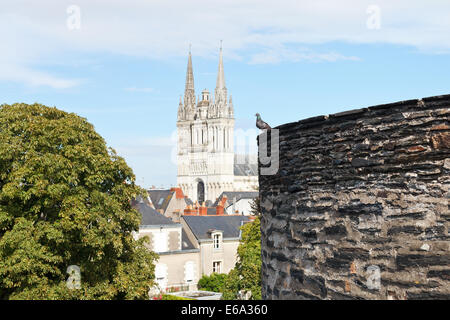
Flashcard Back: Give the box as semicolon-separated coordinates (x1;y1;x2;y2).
1;0;449;187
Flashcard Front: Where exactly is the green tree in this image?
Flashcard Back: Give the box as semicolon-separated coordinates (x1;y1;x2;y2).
249;196;261;216
222;202;261;300
0;103;157;300
197;273;228;292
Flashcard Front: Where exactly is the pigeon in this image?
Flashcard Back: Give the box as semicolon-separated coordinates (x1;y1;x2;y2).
255;113;271;130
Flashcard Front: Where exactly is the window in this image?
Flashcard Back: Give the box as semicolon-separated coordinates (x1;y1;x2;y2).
154;231;167;253
213;261;222;273
213;233;221;249
197;180;205;204
155;264;168;289
184;261;195;283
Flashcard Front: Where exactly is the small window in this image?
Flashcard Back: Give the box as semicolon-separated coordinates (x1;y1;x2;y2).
213;261;222;273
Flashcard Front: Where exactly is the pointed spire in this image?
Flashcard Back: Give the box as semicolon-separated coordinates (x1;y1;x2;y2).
216;41;226;90
185;48;195;92
214;41;228;110
184;46;196;113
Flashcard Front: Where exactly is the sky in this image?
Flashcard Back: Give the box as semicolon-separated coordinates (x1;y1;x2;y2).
1;0;450;188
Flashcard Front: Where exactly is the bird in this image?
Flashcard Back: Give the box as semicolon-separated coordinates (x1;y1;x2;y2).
255;113;271;130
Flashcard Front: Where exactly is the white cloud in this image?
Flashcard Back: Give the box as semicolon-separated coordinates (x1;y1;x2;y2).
0;63;81;89
249;47;361;64
1;0;450;86
124;87;156;93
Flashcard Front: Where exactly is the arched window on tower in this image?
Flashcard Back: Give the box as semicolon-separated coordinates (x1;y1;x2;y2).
197;180;205;204
223;127;226;149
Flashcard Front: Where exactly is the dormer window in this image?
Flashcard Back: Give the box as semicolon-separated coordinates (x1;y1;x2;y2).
213;233;222;250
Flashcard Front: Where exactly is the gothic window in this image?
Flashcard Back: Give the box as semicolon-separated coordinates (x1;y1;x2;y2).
197;180;205;204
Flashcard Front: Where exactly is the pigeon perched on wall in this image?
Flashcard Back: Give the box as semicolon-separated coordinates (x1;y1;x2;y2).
255;113;271;130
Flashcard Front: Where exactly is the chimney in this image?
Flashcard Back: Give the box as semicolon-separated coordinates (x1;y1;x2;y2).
216;196;226;215
183;204;198;216
170;187;185;199
199;202;207;216
216;205;224;216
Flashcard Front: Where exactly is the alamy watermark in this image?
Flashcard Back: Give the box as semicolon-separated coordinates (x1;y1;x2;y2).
366;265;381;290
258;129;279;176
66;265;81;289
366;5;381;30
66;5;81;31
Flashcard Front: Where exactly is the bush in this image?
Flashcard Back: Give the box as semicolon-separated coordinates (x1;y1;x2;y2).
197;273;228;293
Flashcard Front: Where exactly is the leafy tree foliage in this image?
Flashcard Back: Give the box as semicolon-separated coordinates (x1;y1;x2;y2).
249;196;261;216
222;210;261;300
197;272;228;293
0;103;157;299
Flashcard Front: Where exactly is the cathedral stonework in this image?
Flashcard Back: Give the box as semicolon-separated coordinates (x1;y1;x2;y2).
177;47;258;203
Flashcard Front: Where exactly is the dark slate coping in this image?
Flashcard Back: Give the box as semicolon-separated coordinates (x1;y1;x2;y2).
273;94;449;132
329;107;368;118
422;94;450;103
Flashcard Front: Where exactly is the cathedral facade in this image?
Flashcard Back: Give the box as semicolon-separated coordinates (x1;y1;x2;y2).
177;47;258;203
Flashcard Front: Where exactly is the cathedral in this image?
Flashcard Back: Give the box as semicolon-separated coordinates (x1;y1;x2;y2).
177;47;258;203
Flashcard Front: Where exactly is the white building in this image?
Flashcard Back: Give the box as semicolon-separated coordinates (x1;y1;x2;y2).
177;46;258;203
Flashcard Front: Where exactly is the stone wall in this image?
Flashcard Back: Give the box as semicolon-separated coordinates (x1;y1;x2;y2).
259;95;450;300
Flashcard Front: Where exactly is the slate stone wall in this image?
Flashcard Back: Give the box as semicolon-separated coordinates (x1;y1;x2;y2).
259;95;450;300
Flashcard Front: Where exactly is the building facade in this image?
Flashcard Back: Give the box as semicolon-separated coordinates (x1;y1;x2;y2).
181;215;251;276
132;196;200;292
177;47;258;203
133;196;253;294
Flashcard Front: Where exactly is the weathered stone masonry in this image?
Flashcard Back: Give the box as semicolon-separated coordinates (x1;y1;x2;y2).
259;95;450;300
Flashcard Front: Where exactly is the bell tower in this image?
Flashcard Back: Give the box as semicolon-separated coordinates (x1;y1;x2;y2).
177;45;235;203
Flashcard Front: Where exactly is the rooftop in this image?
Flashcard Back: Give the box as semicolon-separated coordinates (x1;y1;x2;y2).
132;196;177;227
182;215;251;241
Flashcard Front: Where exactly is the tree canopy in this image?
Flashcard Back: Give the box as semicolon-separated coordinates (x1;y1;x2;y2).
0;103;157;300
222;198;261;300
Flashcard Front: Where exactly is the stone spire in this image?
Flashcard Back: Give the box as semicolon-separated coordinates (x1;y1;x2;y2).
215;42;227;106
184;47;196;110
228;94;234;117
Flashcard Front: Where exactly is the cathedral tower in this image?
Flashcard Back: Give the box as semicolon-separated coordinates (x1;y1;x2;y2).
177;46;235;203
